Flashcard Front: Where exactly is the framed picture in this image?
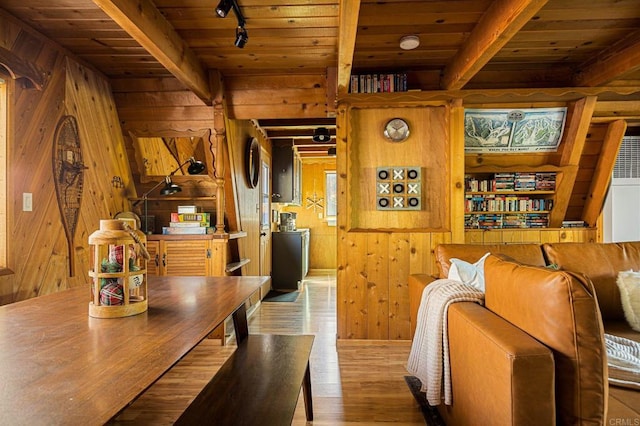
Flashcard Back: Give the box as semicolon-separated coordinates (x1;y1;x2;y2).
464;107;567;153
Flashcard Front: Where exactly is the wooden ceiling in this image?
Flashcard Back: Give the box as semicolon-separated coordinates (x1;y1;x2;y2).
3;0;640;158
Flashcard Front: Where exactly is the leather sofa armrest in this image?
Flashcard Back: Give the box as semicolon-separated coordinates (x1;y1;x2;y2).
440;302;556;426
408;274;437;336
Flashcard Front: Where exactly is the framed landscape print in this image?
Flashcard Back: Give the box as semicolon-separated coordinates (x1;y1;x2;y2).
464;107;567;153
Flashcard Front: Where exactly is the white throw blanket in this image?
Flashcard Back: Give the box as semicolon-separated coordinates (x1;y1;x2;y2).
406;279;484;406
605;333;640;390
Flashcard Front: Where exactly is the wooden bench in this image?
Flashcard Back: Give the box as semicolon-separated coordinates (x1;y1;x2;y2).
176;307;314;426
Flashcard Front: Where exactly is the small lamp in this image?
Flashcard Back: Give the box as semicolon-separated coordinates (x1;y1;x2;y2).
140;157;205;234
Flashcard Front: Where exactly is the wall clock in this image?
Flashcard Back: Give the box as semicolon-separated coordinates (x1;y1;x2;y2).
383;118;410;142
245;137;260;188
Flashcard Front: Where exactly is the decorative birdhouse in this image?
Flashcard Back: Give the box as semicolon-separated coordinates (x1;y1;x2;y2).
88;219;149;318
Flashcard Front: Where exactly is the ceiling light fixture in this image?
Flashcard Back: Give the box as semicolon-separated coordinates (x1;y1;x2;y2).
399;35;420;50
215;0;248;49
215;0;232;17
312;127;331;143
235;26;248;48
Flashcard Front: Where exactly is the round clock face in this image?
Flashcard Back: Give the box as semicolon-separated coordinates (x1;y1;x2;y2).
383;118;410;142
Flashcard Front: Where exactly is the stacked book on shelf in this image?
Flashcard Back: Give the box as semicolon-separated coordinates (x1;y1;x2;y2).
350;72;408;93
465;194;553;213
465;213;549;229
465;172;557;192
562;220;586;228
162;206;213;235
535;172;556;191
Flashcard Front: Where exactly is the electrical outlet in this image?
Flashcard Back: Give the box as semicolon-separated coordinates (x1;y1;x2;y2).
23;193;33;212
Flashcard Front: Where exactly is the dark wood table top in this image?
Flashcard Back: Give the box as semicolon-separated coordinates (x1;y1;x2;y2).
0;275;268;425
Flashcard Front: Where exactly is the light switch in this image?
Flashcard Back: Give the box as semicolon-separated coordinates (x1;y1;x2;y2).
23;193;33;212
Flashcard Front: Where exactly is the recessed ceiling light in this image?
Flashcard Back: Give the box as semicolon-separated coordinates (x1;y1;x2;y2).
399;35;420;50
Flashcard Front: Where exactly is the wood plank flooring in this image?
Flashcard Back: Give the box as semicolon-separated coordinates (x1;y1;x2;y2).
111;270;425;425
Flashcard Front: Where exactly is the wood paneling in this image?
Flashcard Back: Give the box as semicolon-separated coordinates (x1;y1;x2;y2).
336;93;609;340
225;118;269;276
279;160;337;270
0;13;134;304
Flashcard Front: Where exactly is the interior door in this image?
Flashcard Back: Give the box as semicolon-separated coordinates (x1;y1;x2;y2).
259;149;272;277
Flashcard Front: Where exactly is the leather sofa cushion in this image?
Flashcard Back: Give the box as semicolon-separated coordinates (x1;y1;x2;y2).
542;242;640;321
435;244;546;279
484;254;607;425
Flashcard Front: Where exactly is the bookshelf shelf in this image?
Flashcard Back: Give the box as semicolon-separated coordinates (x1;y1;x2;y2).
464;171;557;229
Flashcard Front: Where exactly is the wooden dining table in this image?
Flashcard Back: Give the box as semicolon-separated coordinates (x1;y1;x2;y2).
0;275;269;426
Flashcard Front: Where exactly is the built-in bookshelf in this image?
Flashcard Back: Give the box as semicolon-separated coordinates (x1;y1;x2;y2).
350;72;408;93
464;172;557;229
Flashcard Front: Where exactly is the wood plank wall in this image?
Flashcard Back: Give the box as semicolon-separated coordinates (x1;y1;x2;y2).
0;11;134;304
225;118;269;276
278;159;338;270
336;97;600;341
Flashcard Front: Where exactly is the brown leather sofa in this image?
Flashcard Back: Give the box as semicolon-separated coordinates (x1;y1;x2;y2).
408;242;640;425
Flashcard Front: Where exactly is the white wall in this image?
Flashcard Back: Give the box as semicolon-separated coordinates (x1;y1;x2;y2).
603;136;640;242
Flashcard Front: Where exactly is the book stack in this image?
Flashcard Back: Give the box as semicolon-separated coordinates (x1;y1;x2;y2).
349;73;408;93
514;173;537;191
535;172;556;191
562;220;586;228
494;173;515;191
162;206;213;235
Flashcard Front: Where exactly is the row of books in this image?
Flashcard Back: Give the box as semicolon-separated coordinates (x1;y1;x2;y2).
349;73;408;93
465;213;549;229
465;195;553;213
465;172;556;192
161;208;213;235
562;220;587;228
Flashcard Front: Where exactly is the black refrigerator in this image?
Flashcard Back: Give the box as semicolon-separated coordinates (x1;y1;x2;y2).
271;229;309;290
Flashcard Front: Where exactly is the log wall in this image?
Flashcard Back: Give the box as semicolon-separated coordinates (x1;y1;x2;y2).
0;12;134;304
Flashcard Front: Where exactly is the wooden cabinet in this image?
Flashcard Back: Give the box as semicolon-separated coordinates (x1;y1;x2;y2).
146;235;243;277
146;239;211;277
272;143;301;204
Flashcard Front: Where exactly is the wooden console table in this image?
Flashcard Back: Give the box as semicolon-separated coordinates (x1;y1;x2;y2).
0;275;268;425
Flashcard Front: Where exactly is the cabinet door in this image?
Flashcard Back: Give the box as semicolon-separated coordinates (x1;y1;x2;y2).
145;241;161;277
272;145;294;202
163;240;210;276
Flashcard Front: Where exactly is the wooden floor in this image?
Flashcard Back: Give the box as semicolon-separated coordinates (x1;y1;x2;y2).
111;270;425;425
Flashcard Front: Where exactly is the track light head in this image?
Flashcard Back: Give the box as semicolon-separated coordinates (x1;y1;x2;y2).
215;0;232;18
312;127;331;143
235;26;248;48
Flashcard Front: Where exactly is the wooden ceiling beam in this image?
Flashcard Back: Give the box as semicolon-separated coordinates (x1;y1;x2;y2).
91;0;211;105
582;119;627;227
440;0;549;90
574;30;640;87
337;0;360;96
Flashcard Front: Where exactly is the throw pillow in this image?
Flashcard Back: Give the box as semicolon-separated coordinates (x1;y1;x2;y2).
617;270;640;332
447;252;490;292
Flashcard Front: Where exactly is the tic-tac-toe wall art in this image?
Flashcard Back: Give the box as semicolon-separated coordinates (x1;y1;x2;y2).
376;167;422;210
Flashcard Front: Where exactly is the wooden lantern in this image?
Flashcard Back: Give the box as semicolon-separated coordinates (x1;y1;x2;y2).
88;219;148;318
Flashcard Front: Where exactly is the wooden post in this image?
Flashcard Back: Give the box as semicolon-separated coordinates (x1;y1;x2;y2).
211;70;227;235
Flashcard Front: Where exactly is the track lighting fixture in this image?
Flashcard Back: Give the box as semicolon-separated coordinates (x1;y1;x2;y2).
235;26;248;48
215;0;232;17
215;0;248;48
312;127;331;143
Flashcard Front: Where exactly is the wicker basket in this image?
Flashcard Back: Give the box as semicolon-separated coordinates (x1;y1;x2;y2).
88;219;148;318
